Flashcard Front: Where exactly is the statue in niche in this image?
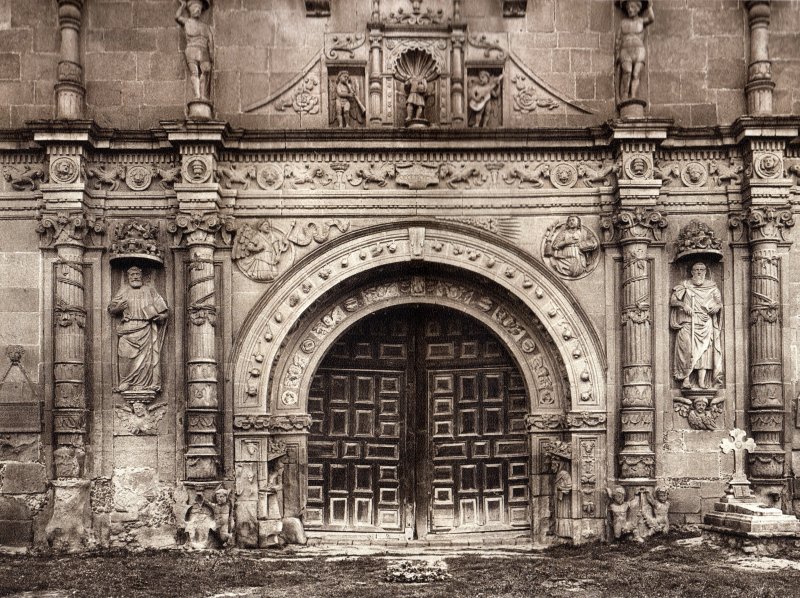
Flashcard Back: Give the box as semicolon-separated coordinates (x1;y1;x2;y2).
543;216;599;279
331;71;365;128
615;0;654;101
641;487;670;537
606;486;643;542
108;266;169;396
394;49;439;128
175;0;214;102
404;73;429;123
261;442;308;546
468;71;503;128
669;262;723;390
546;441;572;539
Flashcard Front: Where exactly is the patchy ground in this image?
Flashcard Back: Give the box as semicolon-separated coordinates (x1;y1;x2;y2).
1;535;799;598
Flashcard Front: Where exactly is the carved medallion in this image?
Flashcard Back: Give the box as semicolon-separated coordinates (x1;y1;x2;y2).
257;164;284;190
183;156;212;184
680;161;708;187
623;154;653;180
754;152;783;179
50;156;80;184
542;217;600;279
550;163;578;189
125;165;153;191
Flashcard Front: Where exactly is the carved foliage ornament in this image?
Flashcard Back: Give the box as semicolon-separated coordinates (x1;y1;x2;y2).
276;74;321;115
729;205;795;244
37;211;106;247
674;220;723;262
511;75;559;113
110;219;164;264
600;207;667;243
233;414;312;432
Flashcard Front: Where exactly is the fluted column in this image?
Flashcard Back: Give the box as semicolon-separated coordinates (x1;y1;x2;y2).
55;0;85;119
745;1;774;115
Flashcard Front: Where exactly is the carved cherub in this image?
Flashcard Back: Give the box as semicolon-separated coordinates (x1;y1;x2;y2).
114;401;168;435
606;486;643;542
468;71;503;128
211;486;235;547
642;487;670;536
674;395;723;430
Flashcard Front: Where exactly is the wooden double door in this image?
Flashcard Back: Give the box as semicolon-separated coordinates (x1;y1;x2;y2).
306;305;531;537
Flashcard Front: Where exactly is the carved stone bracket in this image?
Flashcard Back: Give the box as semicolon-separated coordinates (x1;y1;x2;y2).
233;414;313;433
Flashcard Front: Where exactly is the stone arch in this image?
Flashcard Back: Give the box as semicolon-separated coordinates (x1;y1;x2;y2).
230;220;606;417
229;221;609;544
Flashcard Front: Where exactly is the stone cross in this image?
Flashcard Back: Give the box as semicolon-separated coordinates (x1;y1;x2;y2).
720;428;757;498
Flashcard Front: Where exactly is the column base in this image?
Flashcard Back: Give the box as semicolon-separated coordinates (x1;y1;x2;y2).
617;98;647;120
187;100;214;121
45;479;91;553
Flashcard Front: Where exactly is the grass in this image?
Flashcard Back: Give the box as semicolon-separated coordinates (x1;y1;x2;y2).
1;535;799;597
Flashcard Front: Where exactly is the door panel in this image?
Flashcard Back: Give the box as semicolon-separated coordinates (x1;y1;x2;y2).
306;306;530;535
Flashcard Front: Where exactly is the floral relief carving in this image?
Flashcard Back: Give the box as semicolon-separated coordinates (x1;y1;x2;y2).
276;75;321;115
511;75;559;113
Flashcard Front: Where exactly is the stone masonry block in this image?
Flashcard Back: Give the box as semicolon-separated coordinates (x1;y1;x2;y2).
0;495;29;520
662;452;720;479
669;488;702;514
0;53;20;80
684;431;725;452
0;519;32;547
700;480;728;500
0;462;46;494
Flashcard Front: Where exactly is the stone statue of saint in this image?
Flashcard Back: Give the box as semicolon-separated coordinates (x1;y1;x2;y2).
543;216;598;278
468;71;503;128
175;0;214;102
332;71;365;128
404;74;429;123
669;262;723;390
551;455;572;538
108;266;169;394
615;0;654;101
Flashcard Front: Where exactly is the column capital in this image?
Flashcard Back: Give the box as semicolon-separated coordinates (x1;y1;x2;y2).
729;205;794;245
168;210;235;247
37;209;106;249
601;207;667;245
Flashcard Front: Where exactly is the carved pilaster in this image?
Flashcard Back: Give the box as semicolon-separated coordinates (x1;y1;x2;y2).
745;1;775;116
730;205;794;484
56;0;85;119
170;212;231;481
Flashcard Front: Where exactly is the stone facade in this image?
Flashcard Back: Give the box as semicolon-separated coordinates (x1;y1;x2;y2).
0;0;800;551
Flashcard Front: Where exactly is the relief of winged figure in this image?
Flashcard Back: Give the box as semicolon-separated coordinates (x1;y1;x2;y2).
114;401;168;435
87;164;126;191
673;395;723;430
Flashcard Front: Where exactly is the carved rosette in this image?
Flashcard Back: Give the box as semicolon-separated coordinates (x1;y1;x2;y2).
730;205;794;482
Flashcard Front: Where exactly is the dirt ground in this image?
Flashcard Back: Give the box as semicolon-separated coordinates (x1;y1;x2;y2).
1;535;799;598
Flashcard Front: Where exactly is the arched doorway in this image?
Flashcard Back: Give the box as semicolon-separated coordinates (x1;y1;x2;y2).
306;304;531;537
230;222;609;545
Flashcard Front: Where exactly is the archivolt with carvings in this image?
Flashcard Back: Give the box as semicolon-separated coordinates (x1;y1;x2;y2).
230;221;606;420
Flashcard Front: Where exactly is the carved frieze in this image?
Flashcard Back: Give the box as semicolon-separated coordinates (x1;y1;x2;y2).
3;163;47;191
232;414;312;432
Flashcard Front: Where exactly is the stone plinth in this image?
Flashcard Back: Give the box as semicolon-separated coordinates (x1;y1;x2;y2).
703;499;800;534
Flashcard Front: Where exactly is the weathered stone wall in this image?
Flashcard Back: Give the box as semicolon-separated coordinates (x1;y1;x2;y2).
0;1;799;128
